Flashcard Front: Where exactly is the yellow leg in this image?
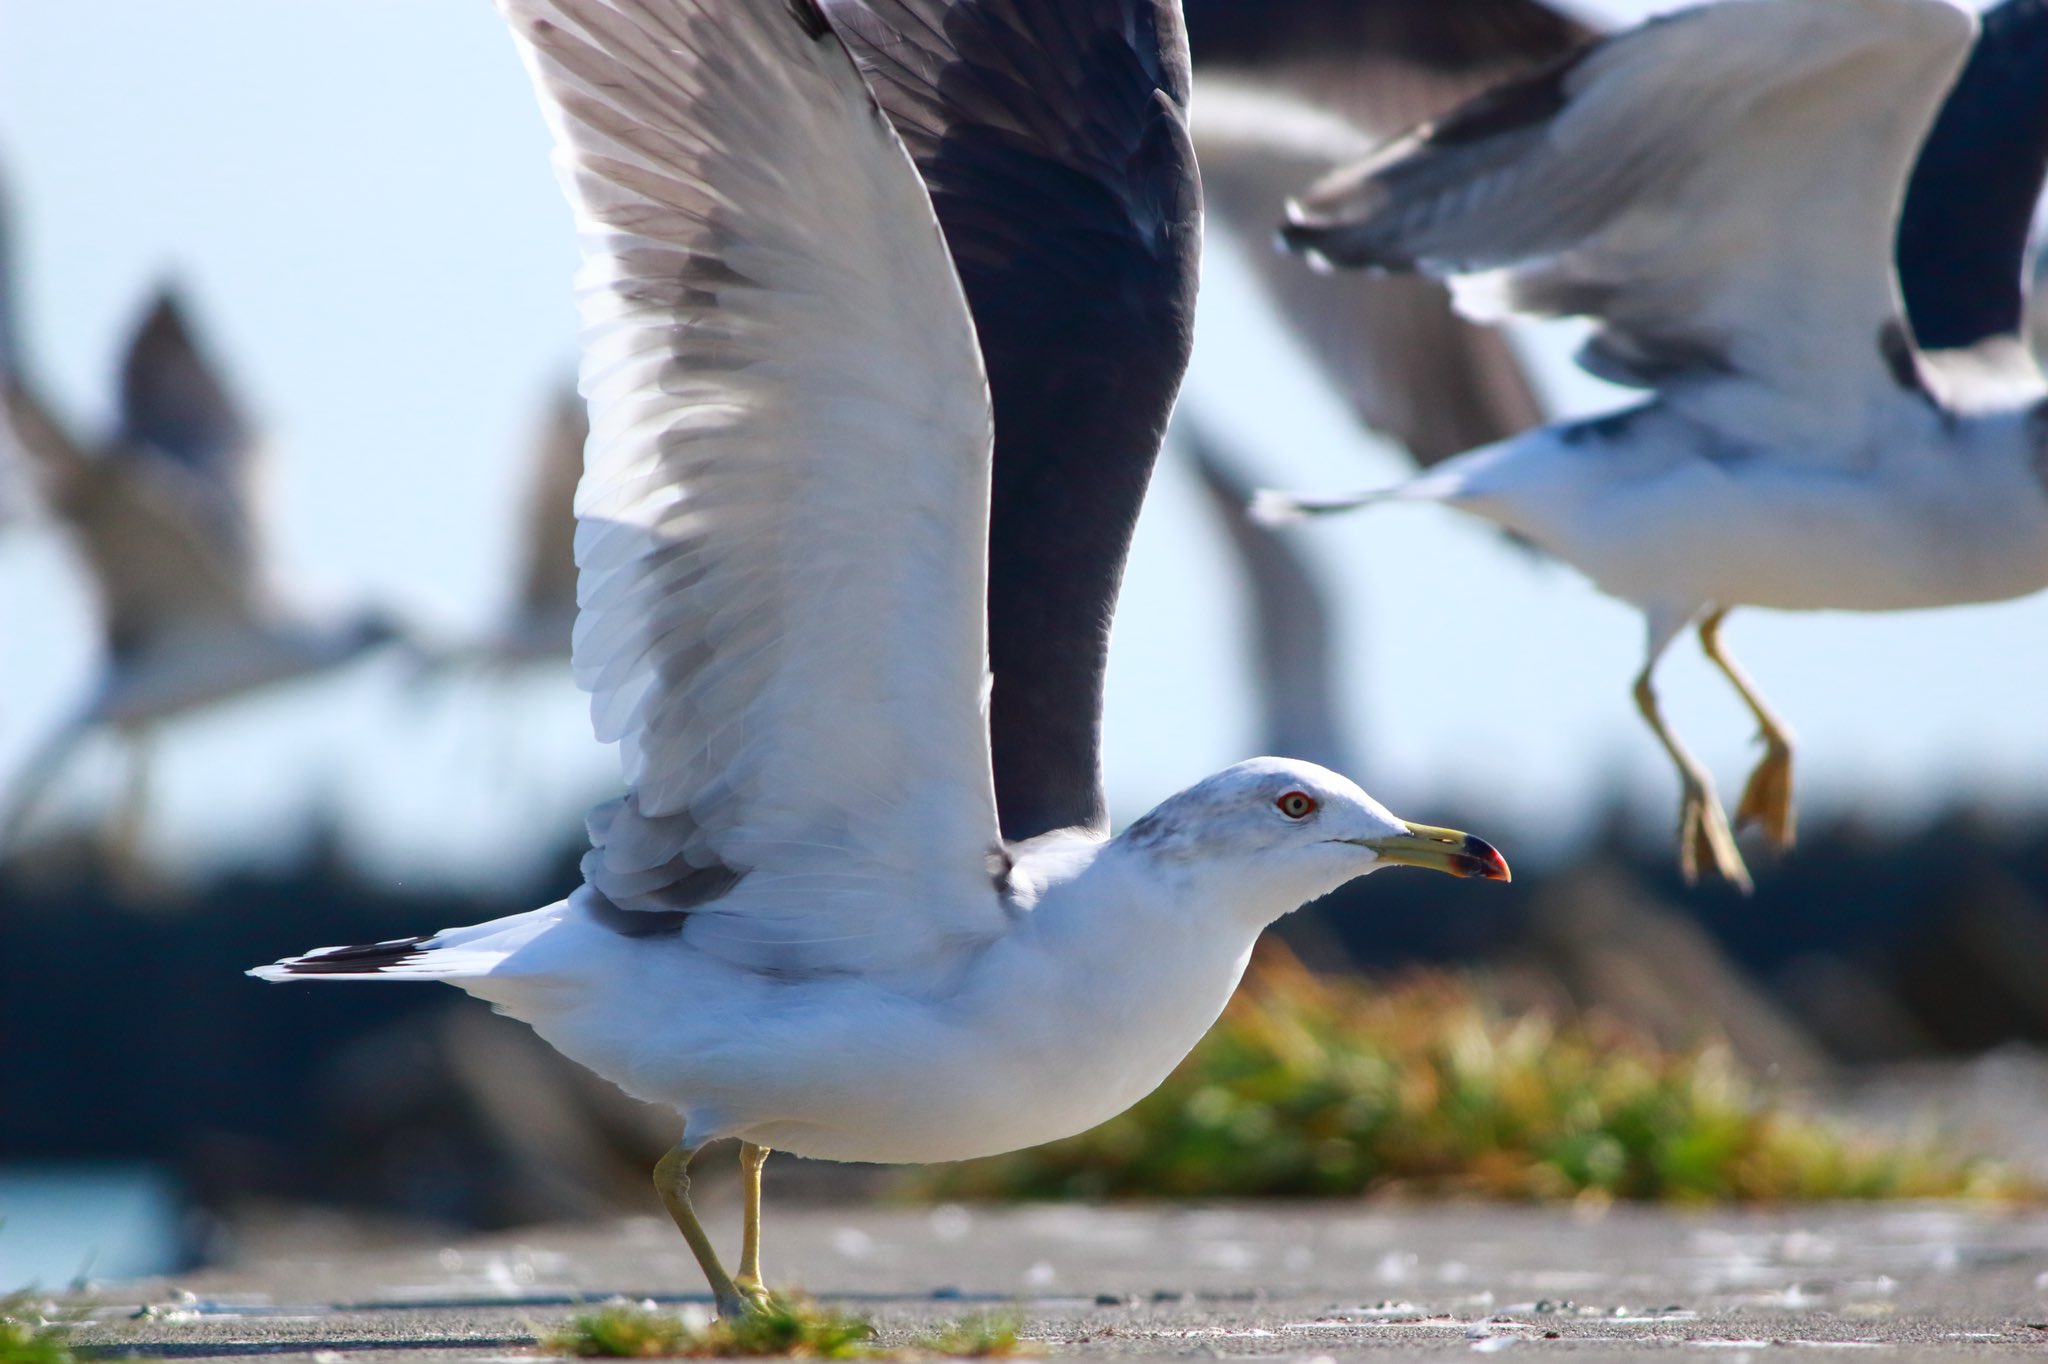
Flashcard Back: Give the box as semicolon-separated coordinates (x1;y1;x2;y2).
735;1143;771;1297
1697;609;1796;852
1633;656;1752;894
653;1144;757;1318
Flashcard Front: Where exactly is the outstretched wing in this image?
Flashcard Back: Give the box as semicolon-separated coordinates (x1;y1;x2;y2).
501;0;1006;975
1285;0;1976;437
828;0;1201;843
1895;0;2048;354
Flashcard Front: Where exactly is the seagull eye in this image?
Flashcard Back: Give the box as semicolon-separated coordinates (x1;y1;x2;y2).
1275;791;1317;820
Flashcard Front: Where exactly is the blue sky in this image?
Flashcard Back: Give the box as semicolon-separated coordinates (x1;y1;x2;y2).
2;0;2043;885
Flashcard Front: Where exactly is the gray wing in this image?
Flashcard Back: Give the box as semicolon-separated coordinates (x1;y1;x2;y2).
1188;0;1589;464
502;0;1007;974
829;0;1201;843
508;382;584;649
1187;0;1596;148
114;291;258;564
1895;0;2048;355
1180;415;1359;774
5;295;264;660
1197;132;1545;464
2033;246;2048;369
1285;0;1976;441
0;170;26;523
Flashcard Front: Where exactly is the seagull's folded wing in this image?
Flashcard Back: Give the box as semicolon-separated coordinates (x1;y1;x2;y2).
503;0;1006;975
1286;0;1977;441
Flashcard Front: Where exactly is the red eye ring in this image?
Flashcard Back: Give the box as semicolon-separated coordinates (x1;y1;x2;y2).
1276;791;1317;819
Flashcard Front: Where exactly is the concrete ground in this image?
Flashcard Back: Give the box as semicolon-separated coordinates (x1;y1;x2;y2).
58;1199;2048;1363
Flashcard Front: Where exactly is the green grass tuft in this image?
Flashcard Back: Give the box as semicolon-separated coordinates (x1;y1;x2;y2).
918;948;2035;1204
903;1313;1031;1358
0;1294;81;1364
540;1300;1036;1360
542;1299;874;1359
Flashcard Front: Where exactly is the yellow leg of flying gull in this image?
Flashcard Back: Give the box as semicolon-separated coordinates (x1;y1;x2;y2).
1633;640;1753;893
1698;608;1796;852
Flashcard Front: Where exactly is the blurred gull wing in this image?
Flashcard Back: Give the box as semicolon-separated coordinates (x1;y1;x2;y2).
502;0;1007;971
115;291;260;566
1188;0;1591;464
0;173;34;523
55;445;266;663
829;0;1201;842
1286;0;1978;444
1194;111;1546;464
1181;415;1357;774
1186;0;1595;138
509;383;585;650
96;295;268;654
6;297;265;661
2032;246;2048;368
1895;0;2048;355
118;293;254;489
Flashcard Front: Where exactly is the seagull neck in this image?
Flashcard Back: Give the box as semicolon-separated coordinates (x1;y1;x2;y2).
1021;832;1283;964
1008;837;1265;1042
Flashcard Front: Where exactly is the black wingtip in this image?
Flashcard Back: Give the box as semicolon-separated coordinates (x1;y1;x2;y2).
1275;216;1404;275
272;935;433;975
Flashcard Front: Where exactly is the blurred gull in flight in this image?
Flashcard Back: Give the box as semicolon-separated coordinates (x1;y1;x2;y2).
1;290;406;848
254;0;1508;1318
1263;0;2048;891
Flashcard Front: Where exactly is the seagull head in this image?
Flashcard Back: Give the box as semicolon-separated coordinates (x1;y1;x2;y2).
1117;757;1509;927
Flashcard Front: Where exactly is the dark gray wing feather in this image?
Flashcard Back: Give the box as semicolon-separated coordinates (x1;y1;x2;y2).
1896;0;2048;353
831;0;1202;842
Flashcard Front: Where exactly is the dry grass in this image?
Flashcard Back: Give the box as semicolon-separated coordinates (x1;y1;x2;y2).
918;948;2033;1204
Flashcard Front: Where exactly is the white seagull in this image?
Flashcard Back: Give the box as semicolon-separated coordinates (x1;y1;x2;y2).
1262;0;2048;891
253;0;1509;1320
1;290;405;848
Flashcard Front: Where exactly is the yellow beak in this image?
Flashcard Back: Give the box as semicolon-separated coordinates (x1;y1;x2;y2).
1355;822;1511;881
